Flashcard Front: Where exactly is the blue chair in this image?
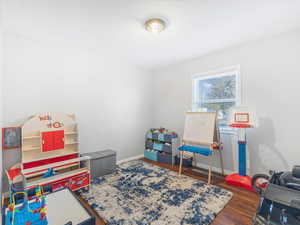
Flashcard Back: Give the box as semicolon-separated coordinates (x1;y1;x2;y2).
178;112;224;184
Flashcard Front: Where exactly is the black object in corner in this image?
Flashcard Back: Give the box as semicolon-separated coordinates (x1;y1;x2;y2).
174;155;193;168
253;166;300;225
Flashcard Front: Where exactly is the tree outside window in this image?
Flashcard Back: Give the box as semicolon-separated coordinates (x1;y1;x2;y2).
192;67;241;130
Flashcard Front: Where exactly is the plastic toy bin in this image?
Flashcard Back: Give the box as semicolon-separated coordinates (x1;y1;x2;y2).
150;133;173;143
157;152;172;164
145;141;172;153
144;149;158;161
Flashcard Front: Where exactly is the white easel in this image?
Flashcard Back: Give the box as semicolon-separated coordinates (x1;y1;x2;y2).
179;112;224;184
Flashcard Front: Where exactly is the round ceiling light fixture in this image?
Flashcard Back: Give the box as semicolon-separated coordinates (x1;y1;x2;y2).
145;18;166;33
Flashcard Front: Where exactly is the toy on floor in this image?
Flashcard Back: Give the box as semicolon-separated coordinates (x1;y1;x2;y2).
5;168;48;225
225;106;258;191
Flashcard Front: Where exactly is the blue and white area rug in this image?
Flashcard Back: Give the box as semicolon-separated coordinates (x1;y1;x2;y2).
80;160;233;225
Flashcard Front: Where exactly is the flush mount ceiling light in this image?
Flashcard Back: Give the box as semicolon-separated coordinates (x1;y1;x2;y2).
145;18;166;33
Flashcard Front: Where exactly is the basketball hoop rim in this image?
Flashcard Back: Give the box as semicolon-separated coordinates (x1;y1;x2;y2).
229;124;253;128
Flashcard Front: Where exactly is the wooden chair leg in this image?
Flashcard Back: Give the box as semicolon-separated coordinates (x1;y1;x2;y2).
179;151;183;175
219;149;224;176
208;158;212;185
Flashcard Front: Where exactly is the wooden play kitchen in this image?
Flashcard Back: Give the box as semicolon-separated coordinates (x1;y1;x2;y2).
6;113;90;194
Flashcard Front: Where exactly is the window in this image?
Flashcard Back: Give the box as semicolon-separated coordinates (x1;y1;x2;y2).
192;66;241;129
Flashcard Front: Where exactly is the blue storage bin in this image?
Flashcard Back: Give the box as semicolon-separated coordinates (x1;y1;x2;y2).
157;152;172;165
145;141;152;149
144;149;158;161
145;141;172;153
146;130;177;143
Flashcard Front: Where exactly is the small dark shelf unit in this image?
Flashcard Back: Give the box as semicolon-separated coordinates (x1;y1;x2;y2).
144;128;178;165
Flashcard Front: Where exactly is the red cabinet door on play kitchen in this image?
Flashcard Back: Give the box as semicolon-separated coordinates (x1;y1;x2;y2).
42;131;54;152
53;130;64;150
42;130;65;152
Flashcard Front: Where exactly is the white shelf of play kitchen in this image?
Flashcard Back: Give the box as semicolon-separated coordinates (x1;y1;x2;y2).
23;131;77;139
65;141;79;145
65;132;77;135
22;146;40;151
22;148;78;163
23;135;40;139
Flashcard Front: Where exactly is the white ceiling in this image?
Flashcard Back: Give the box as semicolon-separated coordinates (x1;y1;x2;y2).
3;0;300;70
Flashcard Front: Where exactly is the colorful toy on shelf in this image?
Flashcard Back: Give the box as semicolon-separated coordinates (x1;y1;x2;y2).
42;169;55;178
225;106;258;191
5;168;48;225
149;127;178;137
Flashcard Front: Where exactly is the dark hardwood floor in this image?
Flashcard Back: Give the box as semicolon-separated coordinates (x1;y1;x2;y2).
77;158;260;225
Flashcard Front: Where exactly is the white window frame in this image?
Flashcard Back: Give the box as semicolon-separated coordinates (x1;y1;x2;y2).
192;65;241;133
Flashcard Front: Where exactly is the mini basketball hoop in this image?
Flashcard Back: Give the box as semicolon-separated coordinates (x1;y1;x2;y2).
229;106;257;128
226;106;258;191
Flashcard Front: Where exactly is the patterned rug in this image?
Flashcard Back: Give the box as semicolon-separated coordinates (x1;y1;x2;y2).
79;160;233;225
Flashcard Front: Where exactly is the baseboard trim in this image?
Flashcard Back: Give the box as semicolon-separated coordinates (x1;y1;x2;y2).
117;154;144;165
194;163;234;176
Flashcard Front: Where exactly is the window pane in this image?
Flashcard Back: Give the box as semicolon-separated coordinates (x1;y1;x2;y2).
200;101;235;125
198;75;236;101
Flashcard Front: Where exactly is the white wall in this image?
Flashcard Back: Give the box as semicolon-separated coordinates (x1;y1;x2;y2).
3;32;153;158
0;1;154;195
1;29;153;192
152;29;300;175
